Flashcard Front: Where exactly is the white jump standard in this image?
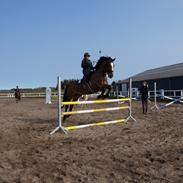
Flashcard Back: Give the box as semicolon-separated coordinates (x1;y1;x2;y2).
50;77;136;135
150;82;183;110
151;82;159;110
160;90;183;109
50;77;68;135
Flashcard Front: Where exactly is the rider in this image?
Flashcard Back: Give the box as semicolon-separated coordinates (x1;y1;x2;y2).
15;86;21;102
81;52;94;83
15;86;20;94
140;81;149;114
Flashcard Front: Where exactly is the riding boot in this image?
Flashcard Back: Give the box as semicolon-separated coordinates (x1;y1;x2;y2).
80;78;84;84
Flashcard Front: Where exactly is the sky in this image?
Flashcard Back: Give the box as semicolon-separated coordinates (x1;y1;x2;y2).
0;0;183;89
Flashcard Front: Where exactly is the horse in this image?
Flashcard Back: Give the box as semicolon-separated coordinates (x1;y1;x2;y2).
62;56;116;121
15;89;21;103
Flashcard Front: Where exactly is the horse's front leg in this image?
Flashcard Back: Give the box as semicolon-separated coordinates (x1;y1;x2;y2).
104;85;112;98
97;88;106;99
97;85;111;99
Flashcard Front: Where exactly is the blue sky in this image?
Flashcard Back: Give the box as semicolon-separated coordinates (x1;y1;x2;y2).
0;0;183;89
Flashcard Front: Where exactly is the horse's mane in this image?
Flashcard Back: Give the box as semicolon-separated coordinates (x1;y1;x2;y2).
95;56;112;70
68;80;79;84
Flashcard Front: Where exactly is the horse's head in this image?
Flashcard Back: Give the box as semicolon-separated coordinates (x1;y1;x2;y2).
95;56;116;78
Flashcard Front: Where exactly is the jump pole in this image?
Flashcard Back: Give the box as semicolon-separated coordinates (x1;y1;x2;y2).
50;76;68;135
126;78;136;122
149;82;183;110
160;94;183;109
151;82;159;110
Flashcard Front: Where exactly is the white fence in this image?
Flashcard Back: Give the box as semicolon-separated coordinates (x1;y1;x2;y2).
1;89;183;99
0;92;58;99
112;89;183;99
149;89;183;98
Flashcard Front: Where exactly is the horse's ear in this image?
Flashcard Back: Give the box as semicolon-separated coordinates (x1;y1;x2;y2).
112;58;116;62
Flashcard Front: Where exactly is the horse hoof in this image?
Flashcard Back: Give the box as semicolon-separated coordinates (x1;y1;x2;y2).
103;95;109;99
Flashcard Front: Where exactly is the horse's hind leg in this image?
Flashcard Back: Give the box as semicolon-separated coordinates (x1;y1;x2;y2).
63;104;74;121
63;105;69;122
69;105;74;114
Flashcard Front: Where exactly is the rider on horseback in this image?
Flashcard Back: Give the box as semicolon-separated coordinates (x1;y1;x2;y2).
81;52;95;83
15;86;21;103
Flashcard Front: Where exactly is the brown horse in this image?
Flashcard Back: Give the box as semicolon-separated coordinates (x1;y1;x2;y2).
62;56;115;121
15;88;21;103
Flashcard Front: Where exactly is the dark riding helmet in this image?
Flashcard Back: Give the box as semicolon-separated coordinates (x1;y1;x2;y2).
84;52;90;57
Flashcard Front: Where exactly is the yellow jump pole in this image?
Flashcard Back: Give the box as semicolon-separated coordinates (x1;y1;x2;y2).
65;119;126;131
63;106;129;116
62;98;130;105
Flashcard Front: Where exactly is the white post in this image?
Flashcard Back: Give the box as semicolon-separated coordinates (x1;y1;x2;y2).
136;90;140;98
46;87;52;104
126;78;136;122
50;77;68;135
174;90;176;97
151;82;159;110
160;89;165;99
181;90;183;97
116;85;121;104
116;85;119;98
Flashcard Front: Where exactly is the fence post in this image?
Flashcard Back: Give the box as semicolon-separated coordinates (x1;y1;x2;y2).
151;82;159;110
50;76;68;135
181;90;183;97
126;78;136;122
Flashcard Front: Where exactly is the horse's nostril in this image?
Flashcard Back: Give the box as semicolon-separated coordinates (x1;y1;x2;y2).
108;73;113;78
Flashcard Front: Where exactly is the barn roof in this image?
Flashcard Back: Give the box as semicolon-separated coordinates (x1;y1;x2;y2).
119;62;183;83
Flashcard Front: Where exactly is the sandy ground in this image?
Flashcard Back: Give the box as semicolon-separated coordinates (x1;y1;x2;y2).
0;98;183;183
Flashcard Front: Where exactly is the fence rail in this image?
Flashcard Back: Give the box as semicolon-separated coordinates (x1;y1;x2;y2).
112;89;183;98
0;92;58;98
1;89;183;99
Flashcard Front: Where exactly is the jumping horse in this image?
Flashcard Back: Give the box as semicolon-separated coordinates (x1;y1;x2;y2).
62;56;116;121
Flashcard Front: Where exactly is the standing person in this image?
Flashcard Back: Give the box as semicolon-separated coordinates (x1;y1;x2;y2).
81;52;94;83
15;86;21;103
140;81;149;114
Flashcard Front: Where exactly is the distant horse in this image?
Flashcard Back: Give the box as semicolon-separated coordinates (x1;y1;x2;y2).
62;56;115;121
15;89;21;103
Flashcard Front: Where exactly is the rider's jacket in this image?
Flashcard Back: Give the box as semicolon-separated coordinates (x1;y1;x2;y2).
81;58;94;72
140;85;148;99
